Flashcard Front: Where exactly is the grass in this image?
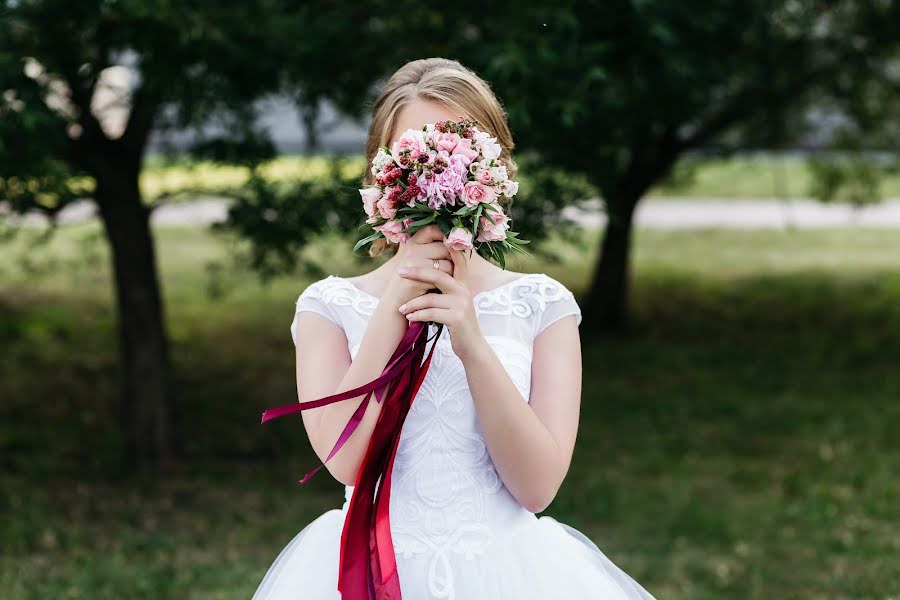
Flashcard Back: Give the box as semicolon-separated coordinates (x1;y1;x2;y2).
137;153;900;202
652;154;900;200
1;224;899;599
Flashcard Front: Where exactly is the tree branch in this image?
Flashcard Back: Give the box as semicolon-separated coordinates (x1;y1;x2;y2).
121;85;159;162
676;44;875;154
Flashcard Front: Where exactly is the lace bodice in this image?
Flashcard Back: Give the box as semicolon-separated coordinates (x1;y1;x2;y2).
289;272;582;599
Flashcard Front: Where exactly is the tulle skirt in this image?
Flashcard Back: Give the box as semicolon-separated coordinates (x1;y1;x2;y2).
250;505;656;599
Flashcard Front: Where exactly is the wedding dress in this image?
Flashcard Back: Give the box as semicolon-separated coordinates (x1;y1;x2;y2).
251;272;657;599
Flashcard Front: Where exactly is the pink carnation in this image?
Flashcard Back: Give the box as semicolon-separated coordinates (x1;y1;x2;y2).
426;151;467;208
444;227;474;251
460;181;497;207
476;204;510;242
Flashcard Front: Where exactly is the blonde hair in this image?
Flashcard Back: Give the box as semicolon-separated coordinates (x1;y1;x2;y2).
363;58;517;256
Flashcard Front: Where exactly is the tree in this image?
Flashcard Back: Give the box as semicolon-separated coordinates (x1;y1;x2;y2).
465;0;900;330
0;1;312;469
0;0;472;470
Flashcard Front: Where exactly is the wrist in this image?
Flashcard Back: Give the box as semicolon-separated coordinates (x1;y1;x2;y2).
380;276;411;311
454;331;492;364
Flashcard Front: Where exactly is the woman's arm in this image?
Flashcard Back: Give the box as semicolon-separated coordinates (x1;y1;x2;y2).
294;299;408;486
295;225;454;485
398;252;582;513
457;318;581;513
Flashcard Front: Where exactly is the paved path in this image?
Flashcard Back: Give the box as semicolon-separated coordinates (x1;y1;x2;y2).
4;196;900;229
564;197;900;229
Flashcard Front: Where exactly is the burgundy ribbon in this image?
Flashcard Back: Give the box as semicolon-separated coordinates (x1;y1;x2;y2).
260;321;443;599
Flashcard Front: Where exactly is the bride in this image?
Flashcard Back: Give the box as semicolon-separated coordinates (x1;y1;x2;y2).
250;57;657;599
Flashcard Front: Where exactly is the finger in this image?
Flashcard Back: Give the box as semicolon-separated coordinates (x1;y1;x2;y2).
405;257;454;280
448;248;470;283
420;258;454;276
402;256;453;276
405;307;452;323
398;266;461;294
410;224;445;244
416;241;454;260
399;291;454;314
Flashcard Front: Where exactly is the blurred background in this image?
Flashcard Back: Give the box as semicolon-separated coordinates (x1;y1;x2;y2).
1;1;899;598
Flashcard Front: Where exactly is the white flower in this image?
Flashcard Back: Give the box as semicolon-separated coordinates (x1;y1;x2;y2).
489;165;508;182
500;179;519;197
424;123;437;143
474;130;501;160
373;148;395;171
473;130;492;145
481;140;501;160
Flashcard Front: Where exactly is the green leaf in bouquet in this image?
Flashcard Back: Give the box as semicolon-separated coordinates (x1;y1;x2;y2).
409;213;437;227
352;230;384;253
404;223;425;236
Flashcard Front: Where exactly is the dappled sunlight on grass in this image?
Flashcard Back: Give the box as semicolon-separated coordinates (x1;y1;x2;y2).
140;155;367;201
137;153;900;203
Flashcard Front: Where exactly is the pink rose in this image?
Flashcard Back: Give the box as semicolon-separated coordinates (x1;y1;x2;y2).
435;132;460;153
460;181;497;207
476;204;510;242
376;218;412;244
477;170;492;184
451;138;479;165
444;227;474;251
359;187;382;218
376;195;397;219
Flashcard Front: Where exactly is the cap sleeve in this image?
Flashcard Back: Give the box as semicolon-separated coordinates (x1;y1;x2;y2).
533;276;582;337
290;279;342;346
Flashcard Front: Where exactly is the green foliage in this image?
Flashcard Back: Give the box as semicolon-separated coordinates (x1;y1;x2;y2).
208;152;598;278
808;152;897;206
457;1;900;212
210;157;364;280
0;0;420;211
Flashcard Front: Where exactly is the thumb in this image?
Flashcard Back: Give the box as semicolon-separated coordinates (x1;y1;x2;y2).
449;247;470;284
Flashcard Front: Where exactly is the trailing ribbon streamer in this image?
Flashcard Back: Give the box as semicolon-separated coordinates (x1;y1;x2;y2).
260;320;443;600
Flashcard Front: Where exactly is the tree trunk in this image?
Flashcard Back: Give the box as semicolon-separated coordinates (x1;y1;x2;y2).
301;101;320;154
95;170;173;471
583;199;638;332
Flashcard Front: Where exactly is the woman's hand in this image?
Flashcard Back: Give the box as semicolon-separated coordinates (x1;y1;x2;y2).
396;247;487;361
381;224;454;310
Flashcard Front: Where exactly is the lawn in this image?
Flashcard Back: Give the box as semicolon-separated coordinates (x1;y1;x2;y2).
137;153;900;202
1;224;898;599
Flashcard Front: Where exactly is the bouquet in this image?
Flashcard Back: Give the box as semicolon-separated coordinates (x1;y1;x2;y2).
260;117;528;600
353;116;529;268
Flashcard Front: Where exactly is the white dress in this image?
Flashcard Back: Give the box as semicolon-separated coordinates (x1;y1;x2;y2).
251;272;657;600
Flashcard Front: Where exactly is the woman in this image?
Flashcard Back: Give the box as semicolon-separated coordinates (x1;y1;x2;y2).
251;57;656;600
